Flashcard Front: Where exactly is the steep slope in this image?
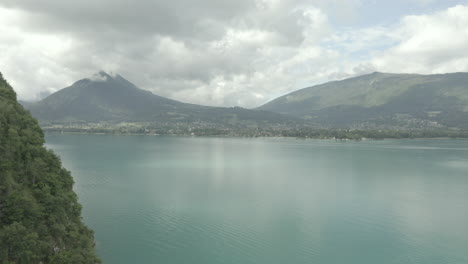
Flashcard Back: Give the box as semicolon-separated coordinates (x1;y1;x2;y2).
0;72;100;263
26;71;293;126
259;72;468;129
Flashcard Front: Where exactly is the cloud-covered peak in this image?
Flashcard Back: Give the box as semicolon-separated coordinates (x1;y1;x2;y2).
87;71;111;82
86;71;127;83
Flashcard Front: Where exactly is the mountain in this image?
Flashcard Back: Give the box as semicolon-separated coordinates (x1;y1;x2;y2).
259;72;468;129
0;72;100;262
25;71;294;127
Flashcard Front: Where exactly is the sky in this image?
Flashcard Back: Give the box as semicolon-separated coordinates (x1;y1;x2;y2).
1;0;468;108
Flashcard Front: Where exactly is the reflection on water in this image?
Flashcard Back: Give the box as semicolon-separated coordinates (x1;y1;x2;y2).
46;135;468;264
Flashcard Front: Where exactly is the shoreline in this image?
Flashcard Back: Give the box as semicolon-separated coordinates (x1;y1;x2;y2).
43;131;468;141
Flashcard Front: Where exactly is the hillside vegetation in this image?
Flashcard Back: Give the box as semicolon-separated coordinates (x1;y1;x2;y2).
0;72;100;263
259;72;468;129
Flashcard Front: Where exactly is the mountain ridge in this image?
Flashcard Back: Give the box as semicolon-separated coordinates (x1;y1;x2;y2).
22;71;468;130
259;71;468;129
24;71;297;127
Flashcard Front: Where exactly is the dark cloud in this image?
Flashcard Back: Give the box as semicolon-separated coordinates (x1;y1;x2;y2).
1;0;284;43
0;0;315;88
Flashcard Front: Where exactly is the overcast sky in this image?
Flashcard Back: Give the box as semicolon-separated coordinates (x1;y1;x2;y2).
1;0;468;107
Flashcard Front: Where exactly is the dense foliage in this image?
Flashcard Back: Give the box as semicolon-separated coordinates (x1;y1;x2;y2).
0;72;101;263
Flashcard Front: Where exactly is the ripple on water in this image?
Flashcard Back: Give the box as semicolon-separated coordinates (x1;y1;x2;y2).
44;135;468;264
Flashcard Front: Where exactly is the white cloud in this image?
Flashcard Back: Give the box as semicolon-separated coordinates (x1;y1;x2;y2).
0;7;78;100
371;5;468;74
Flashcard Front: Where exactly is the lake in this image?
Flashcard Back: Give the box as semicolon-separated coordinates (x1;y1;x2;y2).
45;134;468;264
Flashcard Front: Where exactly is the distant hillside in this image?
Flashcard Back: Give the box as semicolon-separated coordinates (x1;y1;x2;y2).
0;72;100;262
259;72;468;129
25;71;294;127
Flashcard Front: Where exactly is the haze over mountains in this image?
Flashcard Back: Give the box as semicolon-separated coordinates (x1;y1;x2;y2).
24;71;294;127
23;71;468;131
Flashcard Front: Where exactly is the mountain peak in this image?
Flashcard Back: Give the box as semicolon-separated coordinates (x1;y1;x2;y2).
23;71;293;126
65;71;139;93
88;71;115;82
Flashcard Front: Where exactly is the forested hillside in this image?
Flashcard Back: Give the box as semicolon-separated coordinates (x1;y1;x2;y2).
259;72;468;129
0;72;100;263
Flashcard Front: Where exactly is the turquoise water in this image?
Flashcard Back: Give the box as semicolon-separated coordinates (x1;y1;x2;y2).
45;135;468;264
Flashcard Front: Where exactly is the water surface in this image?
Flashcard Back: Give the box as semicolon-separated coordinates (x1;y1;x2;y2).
45;135;468;264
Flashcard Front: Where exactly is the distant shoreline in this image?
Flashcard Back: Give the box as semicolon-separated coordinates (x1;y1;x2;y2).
43;130;468;141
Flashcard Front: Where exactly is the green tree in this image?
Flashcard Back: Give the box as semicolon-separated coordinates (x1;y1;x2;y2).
0;72;101;263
